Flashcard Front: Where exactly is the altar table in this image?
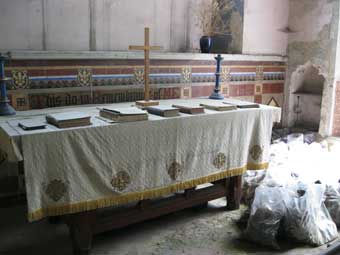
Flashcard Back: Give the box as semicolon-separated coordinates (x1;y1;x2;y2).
0;98;280;254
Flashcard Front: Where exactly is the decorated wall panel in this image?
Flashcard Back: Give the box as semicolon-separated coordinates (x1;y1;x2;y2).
5;58;286;111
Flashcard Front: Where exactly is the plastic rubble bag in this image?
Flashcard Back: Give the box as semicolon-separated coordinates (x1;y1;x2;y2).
324;184;340;226
283;183;338;246
245;186;287;250
262;164;295;188
304;132;321;144
269;142;289;167
242;170;266;206
287;133;304;144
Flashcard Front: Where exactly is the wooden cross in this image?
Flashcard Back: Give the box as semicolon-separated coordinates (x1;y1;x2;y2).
129;27;163;107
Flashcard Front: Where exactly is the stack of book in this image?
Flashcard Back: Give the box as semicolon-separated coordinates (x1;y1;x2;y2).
146;105;179;117
223;99;260;109
199;102;237;111
99;107;148;122
172;104;205;114
46;112;92;128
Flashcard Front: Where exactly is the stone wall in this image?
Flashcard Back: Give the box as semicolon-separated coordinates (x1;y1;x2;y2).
283;0;340;136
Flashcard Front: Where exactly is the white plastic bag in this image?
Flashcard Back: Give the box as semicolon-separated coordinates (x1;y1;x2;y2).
324;184;340;226
283;183;338;246
242;170;266;206
245;186;287;249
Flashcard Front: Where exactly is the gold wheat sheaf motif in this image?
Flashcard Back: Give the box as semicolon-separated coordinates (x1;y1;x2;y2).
77;68;92;87
45;179;68;202
213;153;226;169
250;145;263;161
134;68;145;84
12;70;29;89
111;171;131;192
167;162;183;181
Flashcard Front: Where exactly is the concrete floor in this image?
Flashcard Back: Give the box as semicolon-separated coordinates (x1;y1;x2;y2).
0;198;335;255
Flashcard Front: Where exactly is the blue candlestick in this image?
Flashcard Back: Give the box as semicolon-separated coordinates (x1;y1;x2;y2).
0;54;16;116
209;54;224;100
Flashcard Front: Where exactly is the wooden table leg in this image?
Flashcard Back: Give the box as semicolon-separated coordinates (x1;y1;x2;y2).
66;211;96;255
226;175;242;211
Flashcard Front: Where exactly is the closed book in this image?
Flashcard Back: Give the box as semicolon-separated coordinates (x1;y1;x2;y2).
99;109;148;122
146;105;179;117
172;104;205;114
101;107;147;116
54;120;91;129
46;112;91;128
199;103;237;111
223;99;260;109
18;119;46;131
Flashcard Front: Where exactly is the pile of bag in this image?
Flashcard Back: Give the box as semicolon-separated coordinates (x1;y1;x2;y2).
245;183;338;249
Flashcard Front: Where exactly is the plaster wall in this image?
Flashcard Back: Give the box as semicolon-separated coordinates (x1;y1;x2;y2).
0;0;44;50
242;0;289;56
44;0;91;50
283;0;340;136
0;0;203;52
0;0;287;55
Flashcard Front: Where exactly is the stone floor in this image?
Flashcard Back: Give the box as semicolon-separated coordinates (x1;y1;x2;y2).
0;198;336;255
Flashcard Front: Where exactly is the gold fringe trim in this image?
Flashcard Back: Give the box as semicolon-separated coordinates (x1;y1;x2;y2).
28;162;268;222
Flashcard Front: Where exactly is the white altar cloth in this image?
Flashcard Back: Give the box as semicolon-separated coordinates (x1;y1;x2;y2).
0;99;280;221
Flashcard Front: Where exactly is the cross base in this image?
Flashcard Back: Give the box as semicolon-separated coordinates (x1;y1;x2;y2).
135;100;160;107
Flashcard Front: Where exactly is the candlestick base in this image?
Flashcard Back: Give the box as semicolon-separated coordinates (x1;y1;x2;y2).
0;100;16;116
209;91;224;100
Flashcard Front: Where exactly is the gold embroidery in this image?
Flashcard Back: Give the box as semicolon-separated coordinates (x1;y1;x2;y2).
29;163;269;222
111;171;131;191
213;153;226;169
45;179;67;202
167;162;183;181
250;145;263;161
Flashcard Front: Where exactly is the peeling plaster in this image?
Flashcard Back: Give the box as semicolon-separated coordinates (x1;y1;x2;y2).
230;11;243;53
283;0;340;137
289;0;333;42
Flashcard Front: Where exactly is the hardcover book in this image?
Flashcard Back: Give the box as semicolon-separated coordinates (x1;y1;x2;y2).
146;105;180;117
99;107;148;122
46;112;91;128
18;119;46;131
172;104;205;114
101;107;147;115
199;103;237;111
223;99;260;109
